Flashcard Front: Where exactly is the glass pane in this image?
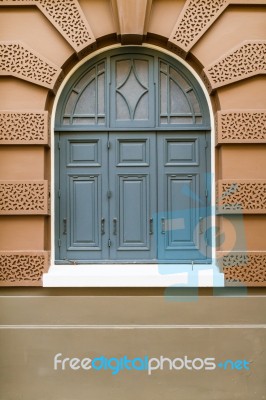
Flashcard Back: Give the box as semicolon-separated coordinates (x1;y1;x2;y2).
117;68;147;118
97;73;105;115
98;62;105;74
60;53;206;128
170;79;191;114
116;92;130;120
170;67;190;92
75;67;96;91
63;117;70;125
72;117;95;125
97;117;105;125
160;72;167;115
169;116;193;124
134;59;149;87
160;61;168;73
116;60;131;87
160;116;168;124
65;92;78;114
134;92;149;120
187;90;201;113
75;80;96;115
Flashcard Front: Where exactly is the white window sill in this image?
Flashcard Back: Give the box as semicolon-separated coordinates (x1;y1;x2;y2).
43;264;224;287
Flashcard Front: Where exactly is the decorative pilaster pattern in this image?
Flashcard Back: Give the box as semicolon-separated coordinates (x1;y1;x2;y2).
216;110;266;144
168;0;228;54
0;111;48;144
217;252;266;286
217;180;266;214
0;0;95;52
0;251;49;286
204;41;266;92
0;41;61;89
0;181;49;214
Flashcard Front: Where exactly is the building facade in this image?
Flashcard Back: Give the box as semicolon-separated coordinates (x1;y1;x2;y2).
0;1;266;399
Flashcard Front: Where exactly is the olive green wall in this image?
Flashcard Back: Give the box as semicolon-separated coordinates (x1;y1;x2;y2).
1;288;266;400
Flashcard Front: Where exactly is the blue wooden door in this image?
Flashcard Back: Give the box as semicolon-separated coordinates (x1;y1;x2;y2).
57;131;209;263
109;132;157;261
157;132;210;262
58;132;157;262
58;133;109;261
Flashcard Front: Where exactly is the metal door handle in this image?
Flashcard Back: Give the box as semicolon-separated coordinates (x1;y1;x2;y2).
161;218;165;234
101;218;105;235
149;218;153;235
113;218;117;235
63;218;67;235
199;217;203;234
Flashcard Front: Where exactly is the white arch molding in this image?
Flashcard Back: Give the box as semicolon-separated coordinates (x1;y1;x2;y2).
43;44;224;287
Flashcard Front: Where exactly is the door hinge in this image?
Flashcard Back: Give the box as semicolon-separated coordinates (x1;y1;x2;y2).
58;238;61;247
108;239;111;247
58;140;60;150
107;190;112;199
107;140;111;149
205;189;208;198
205;139;208;148
58;190;61;198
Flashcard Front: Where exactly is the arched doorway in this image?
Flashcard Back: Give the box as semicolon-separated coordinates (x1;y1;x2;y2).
54;47;211;264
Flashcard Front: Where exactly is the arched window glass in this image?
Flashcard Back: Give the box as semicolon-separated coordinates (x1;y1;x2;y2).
62;61;106;126
56;48;209;130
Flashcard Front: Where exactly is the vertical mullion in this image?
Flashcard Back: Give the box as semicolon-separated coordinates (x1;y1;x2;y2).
167;64;170;124
95;64;99;125
107;132;110;259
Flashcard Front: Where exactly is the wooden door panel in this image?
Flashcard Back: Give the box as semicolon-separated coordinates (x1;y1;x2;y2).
109;133;157;261
157;132;210;262
68;176;100;249
58;133;108;262
117;175;149;249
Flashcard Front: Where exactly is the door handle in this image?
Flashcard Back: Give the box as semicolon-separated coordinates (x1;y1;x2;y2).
101;218;105;235
113;218;117;235
63;218;67;235
161;218;165;234
199;217;204;234
149;218;153;235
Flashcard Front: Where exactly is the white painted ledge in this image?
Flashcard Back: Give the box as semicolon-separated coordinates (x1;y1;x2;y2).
43;264;224;287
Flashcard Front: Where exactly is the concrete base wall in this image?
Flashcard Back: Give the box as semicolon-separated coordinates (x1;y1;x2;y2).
1;289;265;400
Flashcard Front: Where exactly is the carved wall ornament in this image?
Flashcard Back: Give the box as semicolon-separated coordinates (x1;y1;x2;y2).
0;181;49;214
217;180;266;214
0;111;48;144
168;0;228;54
0;41;61;89
204;41;266;92
0;0;95;52
216;110;266;144
0;251;49;286
217;252;266;286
